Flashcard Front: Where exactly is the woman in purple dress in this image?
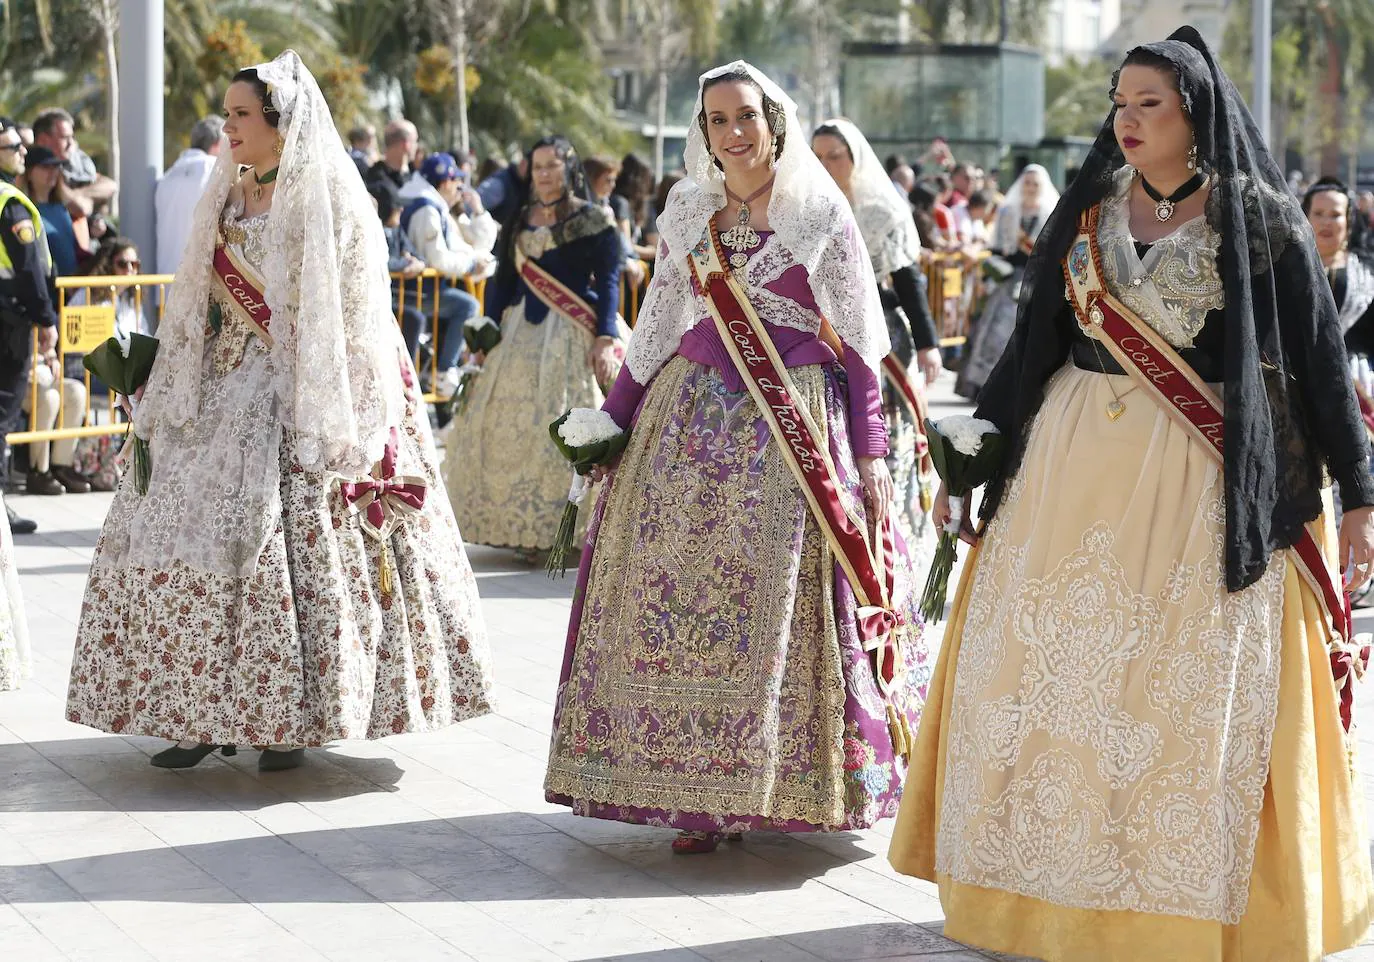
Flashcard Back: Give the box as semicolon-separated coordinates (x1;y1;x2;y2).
543;62;931;854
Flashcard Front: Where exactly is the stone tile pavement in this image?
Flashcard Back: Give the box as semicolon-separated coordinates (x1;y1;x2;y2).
2;375;1373;961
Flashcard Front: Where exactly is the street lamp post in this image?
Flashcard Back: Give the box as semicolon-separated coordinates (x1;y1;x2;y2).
118;0;164;270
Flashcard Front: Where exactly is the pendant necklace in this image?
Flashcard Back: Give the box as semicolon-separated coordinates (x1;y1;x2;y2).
720;175;775;269
1140;171;1205;222
252;165;279;203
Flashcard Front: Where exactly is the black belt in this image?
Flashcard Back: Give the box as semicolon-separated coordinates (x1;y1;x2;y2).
1071;339;1223;383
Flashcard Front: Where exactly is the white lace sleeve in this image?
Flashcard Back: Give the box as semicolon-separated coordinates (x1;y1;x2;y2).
625;240;698;383
807;200;889;374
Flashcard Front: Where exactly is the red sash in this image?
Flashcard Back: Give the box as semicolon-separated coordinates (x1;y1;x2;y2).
881;354;933;475
1064;205;1367;727
515;248;601;338
687;224;905;695
211;239;274;347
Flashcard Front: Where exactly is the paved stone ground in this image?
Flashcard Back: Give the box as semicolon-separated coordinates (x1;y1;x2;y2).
2;374;1373;961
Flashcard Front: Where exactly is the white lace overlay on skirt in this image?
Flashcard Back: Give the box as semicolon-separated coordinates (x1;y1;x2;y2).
935;364;1287;924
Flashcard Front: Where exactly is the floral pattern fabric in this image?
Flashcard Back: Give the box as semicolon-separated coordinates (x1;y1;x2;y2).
66;214;493;745
545;356;930;831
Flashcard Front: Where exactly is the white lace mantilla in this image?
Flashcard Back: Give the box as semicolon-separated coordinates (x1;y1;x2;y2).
1099;167;1225;349
627;61;888;384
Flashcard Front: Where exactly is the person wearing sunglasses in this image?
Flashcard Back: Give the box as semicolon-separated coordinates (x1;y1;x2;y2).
0;116;58;535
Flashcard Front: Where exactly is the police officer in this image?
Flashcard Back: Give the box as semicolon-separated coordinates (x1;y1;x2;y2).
0;116;58;534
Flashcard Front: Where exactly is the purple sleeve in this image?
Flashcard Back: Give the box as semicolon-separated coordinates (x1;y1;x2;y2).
843;345;888;459
601;363;647;431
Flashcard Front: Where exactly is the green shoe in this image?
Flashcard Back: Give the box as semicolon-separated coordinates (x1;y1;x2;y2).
258;748;305;772
150;743;236;769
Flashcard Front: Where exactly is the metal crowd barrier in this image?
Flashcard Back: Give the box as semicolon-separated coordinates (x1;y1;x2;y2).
5;274;174;448
925;251;990;348
390;269;485;405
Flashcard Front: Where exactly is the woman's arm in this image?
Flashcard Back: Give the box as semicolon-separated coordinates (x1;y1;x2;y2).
890;265;939;350
589;228;624;339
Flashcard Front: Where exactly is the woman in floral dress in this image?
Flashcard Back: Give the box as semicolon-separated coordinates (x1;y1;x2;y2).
66;52;494;770
544;62;930;855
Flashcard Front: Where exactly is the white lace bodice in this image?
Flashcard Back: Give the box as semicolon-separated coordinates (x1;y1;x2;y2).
1099;167;1225;349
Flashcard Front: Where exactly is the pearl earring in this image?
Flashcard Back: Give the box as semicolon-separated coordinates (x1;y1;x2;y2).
1186;143;1198;171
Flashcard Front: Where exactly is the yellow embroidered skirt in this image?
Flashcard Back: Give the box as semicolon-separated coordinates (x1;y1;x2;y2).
888;363;1372;962
444;301;602;550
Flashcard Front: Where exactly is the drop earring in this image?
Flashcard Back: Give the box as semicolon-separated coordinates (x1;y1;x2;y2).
273;137;284;157
1186;143;1197;171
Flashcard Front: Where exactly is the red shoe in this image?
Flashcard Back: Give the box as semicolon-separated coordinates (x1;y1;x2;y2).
671;831;722;854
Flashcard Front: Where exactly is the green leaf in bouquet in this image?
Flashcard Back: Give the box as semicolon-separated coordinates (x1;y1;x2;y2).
82;337;139;396
964;432;1008;489
464;321;502;355
122;332;160;386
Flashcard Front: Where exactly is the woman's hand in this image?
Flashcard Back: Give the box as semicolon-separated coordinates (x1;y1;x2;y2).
590;336;620;387
917;347;943;386
933;481;978;545
1340;505;1374;591
858;456;893;521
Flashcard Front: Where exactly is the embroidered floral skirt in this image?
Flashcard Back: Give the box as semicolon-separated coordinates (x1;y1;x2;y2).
444;302;603;551
66;345;494;746
0;493;30;692
888;364;1372;961
544;356;932;833
882;356;936;576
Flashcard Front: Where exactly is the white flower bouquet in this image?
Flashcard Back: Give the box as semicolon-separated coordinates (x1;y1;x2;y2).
453;315;502;413
546;407;630;576
918;414;1005;624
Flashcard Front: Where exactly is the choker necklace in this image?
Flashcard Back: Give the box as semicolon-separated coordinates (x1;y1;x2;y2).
721;176;775;268
252;166;279;203
1140;172;1205;222
533;193;566;209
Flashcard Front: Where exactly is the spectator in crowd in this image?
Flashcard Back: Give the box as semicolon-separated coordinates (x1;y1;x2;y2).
964;189;995;249
909;180;943;250
890;162;916;200
924;173;958;247
398;152;498;395
155;115;224;275
614;152;658;261
21;345;89;495
411;140;429;173
348;124;377;179
17;147;87;276
1359;189;1374;238
476;152;528;225
16;126;32;148
585;155;647;288
69;236;149;344
948;163;972;206
640;171;682;251
475;156;503;187
366;119;418;192
31;108;115;215
368;181;428;360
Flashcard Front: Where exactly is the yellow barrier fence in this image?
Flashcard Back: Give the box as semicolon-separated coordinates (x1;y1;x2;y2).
925;251;989;348
5;274;174;448
390;269;485;405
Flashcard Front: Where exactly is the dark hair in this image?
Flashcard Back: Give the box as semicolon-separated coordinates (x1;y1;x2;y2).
348;125;374;147
31;107;73;137
84;236;139;303
230;68;281;128
696;68;786;169
475;157;502;186
367;181;400;222
909;181;938;212
1301;177;1352;217
0;116;14;134
811;124;853;161
967;189;994;210
582;155;620;186
653;172;683;224
929;172;951;194
884;154;905;175
614;153;655;224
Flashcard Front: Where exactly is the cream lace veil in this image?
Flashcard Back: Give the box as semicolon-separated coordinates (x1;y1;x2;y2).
626;61;888;382
137;49;403;476
816;117;922;279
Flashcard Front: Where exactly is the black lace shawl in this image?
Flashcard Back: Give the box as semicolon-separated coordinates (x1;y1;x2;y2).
973;25;1374;592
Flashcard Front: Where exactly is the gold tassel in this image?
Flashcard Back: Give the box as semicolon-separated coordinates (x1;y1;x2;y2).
379;540;394;597
887;704;912;761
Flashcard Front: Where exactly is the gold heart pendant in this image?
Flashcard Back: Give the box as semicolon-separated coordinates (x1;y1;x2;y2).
1106;399;1126;421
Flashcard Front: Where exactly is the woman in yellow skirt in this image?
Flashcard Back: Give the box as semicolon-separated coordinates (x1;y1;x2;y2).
888;27;1374;962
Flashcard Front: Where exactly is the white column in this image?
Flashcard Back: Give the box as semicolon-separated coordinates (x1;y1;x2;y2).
1251;0;1272;144
118;0;164;269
